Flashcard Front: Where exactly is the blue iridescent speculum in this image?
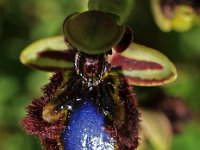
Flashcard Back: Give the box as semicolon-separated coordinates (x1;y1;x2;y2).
20;9;177;150
62;99;116;149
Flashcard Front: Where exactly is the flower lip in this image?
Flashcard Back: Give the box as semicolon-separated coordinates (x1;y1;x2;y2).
63;10;125;55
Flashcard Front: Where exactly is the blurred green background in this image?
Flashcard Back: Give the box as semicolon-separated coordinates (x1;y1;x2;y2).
0;0;200;150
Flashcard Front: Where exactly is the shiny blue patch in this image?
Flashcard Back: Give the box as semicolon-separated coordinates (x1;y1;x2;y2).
62;99;115;150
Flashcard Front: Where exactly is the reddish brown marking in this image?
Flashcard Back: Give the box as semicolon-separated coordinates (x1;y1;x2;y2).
28;63;73;72
111;54;163;70
38;49;75;61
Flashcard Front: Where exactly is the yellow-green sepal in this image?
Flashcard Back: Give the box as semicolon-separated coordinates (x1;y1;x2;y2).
108;43;177;86
20;36;75;72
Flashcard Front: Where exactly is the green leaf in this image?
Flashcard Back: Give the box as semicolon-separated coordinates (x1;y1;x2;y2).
108;43;177;86
20;36;75;72
88;0;134;24
172;123;200;150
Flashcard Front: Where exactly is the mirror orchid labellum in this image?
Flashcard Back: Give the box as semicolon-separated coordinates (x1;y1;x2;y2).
20;10;177;150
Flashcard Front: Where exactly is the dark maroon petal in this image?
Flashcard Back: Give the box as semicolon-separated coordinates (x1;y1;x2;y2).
38;50;75;61
27;64;73;72
113;26;133;53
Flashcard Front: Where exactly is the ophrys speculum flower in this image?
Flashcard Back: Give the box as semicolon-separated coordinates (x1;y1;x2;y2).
151;0;200;32
20;10;177;150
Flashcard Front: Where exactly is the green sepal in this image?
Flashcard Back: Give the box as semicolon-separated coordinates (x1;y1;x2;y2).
109;43;177;86
20;36;75;72
63;10;125;54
